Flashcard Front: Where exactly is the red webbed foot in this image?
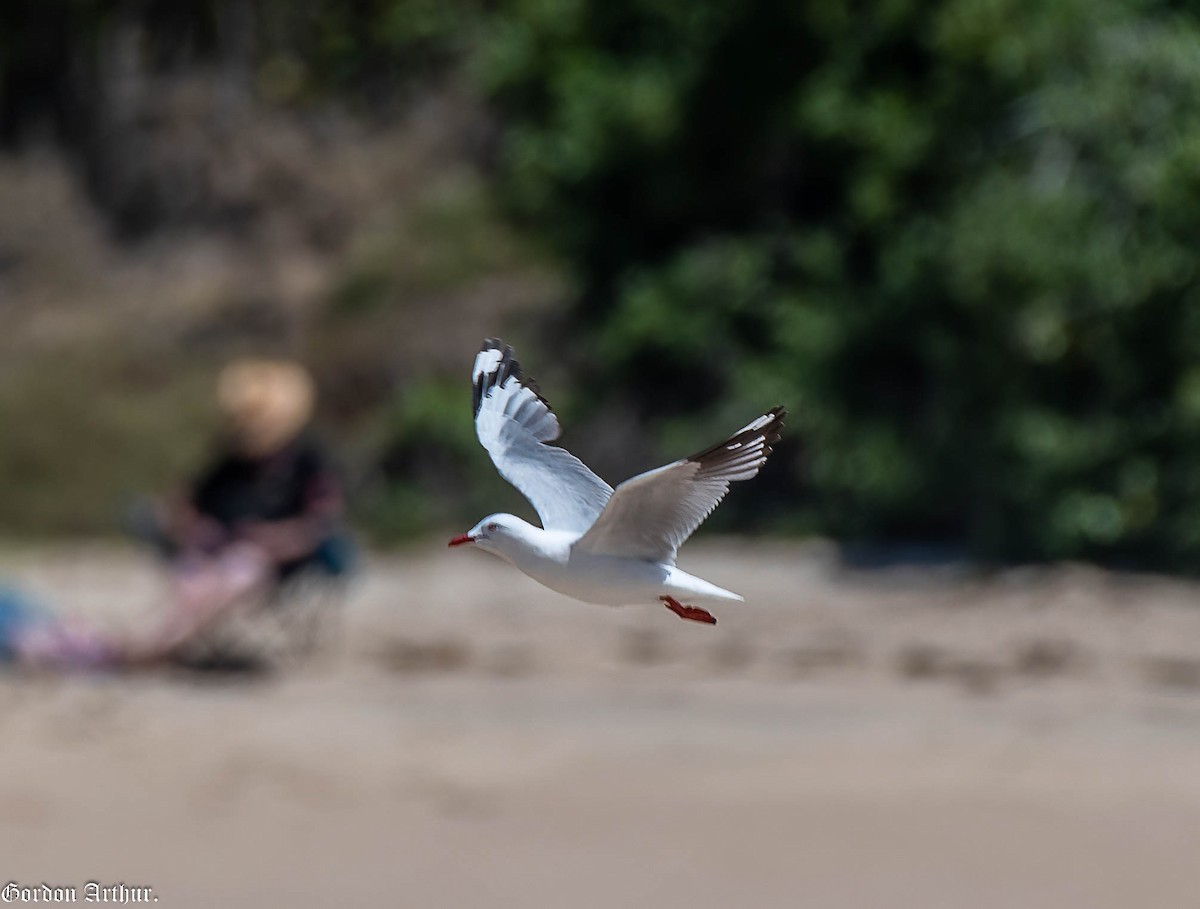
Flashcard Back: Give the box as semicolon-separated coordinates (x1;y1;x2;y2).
660;596;717;625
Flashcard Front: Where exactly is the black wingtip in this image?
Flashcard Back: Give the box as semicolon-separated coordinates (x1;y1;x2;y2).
748;406;787;457
472;338;553;417
764;405;786;448
685;405;787;476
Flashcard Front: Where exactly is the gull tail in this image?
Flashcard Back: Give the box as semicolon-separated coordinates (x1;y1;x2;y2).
664;567;745;605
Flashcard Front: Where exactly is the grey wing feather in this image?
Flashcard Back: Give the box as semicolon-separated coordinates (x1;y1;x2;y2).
575;407;785;563
473;339;613;533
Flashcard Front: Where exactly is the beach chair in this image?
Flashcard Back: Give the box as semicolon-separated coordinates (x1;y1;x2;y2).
249;534;357;662
182;533;358;670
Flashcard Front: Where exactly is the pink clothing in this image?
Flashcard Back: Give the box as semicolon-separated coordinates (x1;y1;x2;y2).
14;619;117;669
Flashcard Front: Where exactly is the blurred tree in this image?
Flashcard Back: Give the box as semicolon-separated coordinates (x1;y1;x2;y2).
0;0;487;236
479;0;1200;566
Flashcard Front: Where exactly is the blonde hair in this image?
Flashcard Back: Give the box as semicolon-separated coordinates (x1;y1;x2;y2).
216;359;315;455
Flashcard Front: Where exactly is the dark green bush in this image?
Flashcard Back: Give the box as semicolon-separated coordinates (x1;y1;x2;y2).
479;0;1200;566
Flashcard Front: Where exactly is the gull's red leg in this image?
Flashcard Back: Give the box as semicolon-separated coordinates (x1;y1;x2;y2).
660;596;717;626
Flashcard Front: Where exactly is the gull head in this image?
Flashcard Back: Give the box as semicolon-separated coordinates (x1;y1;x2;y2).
448;513;539;561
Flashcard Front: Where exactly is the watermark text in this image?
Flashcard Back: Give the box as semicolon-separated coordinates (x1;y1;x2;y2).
2;882;158;903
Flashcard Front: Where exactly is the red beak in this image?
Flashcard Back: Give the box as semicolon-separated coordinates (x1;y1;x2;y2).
447;534;474;547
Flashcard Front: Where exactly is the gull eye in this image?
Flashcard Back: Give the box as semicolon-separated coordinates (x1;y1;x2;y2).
486;522;499;532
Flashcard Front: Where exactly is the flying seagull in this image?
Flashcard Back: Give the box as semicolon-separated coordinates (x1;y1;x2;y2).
449;339;785;625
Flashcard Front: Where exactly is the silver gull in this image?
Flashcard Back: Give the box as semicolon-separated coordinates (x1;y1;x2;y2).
449;339;786;625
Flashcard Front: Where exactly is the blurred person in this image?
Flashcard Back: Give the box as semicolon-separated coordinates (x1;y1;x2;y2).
126;358;351;662
0;359;350;672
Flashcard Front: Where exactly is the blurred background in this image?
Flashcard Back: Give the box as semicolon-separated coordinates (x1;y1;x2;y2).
5;0;1200;565
4;1;1200;906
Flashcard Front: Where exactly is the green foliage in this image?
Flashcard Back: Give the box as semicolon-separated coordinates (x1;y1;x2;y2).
480;0;1200;567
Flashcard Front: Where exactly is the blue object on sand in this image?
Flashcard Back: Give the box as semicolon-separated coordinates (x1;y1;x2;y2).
0;586;47;661
315;533;357;577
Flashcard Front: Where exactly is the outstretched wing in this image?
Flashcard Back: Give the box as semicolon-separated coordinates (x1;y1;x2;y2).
575;407;785;563
473;339;613;533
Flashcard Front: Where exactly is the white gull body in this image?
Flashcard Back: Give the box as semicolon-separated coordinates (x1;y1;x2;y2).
450;339;785;625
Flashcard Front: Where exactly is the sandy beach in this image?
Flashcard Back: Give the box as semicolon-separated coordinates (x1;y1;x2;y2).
3;541;1200;907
